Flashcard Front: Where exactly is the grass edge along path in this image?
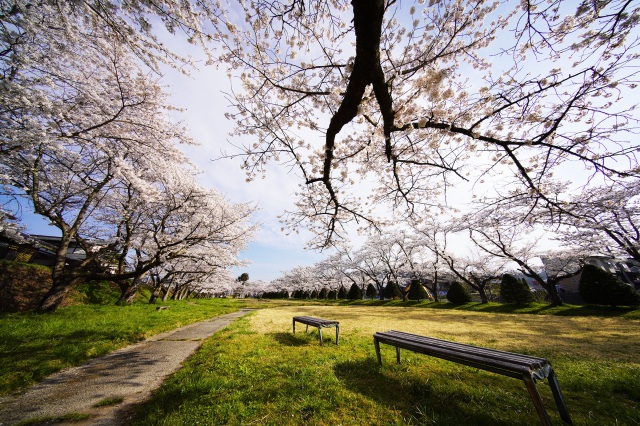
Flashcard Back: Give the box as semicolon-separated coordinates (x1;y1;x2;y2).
129;305;640;426
0;299;241;396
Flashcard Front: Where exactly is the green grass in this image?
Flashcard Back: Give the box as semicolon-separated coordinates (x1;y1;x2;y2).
15;412;93;425
3;298;639;424
0;298;242;395
93;396;124;407
130;305;640;426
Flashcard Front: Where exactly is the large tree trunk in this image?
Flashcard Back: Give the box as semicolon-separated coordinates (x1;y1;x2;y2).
116;273;146;305
478;287;489;304
36;239;76;313
36;280;73;313
543;282;564;306
149;283;164;304
115;280;139;305
162;283;174;301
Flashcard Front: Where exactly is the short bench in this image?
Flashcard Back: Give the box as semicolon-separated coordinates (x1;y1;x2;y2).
292;316;339;345
373;330;572;426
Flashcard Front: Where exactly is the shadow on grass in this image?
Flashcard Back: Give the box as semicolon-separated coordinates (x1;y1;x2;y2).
332;358;516;425
462;302;639;318
271;332;311;347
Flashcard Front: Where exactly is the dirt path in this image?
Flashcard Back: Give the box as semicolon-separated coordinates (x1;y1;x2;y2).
0;309;254;425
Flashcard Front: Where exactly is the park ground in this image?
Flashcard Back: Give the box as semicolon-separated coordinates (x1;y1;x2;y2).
1;299;639;425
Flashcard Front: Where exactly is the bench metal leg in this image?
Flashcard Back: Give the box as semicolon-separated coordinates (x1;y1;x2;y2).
306;324;309;333
374;337;382;365
548;369;573;424
374;341;402;364
335;324;339;345
319;327;324;345
523;375;552;426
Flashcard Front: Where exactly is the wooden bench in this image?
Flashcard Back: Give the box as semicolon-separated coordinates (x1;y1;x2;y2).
292;316;339;345
373;330;572;426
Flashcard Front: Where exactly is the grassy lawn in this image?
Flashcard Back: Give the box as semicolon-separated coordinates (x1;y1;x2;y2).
130;304;640;425
0;298;241;395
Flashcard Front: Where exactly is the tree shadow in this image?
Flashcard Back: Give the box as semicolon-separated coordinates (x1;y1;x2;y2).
333;358;530;425
333;358;398;406
271;332;312;347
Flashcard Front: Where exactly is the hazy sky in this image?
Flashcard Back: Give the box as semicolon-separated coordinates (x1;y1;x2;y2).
155;38;331;282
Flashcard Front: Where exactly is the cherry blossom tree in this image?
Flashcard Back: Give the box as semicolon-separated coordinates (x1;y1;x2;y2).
219;0;640;247
277;265;317;296
339;233;414;299
441;252;507;303
550;181;640;262
319;251;372;296
5;1;639;308
412;259;448;302
1;4;257;311
415;218;506;303
104;174;256;305
461;208;582;305
411;218;459;301
312;253;348;291
235;279;270;298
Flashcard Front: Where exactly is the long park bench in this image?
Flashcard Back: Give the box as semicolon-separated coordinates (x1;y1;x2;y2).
373;330;572;426
292;316;339;345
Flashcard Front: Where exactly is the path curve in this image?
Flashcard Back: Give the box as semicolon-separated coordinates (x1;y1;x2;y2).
0;309;254;425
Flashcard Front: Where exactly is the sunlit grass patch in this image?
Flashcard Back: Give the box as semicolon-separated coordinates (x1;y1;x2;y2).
93;396;124;407
131;305;640;425
15;412;93;425
0;299;242;395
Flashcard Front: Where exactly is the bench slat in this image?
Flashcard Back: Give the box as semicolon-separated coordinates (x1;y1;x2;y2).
293;316;339;327
374;330;572;426
377;335;544;379
292;316;339;345
376;331;548;373
385;330;547;363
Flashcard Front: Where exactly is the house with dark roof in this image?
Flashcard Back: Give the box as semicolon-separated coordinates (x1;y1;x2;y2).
0;232;88;267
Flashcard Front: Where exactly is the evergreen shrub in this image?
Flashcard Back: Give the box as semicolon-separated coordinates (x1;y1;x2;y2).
446;281;472;303
337;285;348;299
365;283;377;299
500;274;534;305
407;279;431;301
579;264;640;307
347;283;363;300
382;281;403;300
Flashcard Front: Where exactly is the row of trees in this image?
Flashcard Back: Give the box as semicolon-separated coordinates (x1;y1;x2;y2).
0;1;257;311
269;193;640;306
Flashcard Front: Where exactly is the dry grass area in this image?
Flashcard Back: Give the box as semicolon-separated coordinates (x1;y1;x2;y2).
249;304;640;362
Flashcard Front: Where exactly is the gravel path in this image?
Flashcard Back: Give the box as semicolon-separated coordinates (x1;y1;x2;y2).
0;309;254;425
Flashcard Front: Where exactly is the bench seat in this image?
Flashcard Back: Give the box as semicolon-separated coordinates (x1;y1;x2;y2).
292;316;339;345
374;330;572;425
